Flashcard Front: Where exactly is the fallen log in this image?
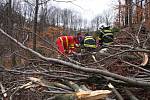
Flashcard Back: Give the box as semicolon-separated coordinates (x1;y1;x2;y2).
76;90;111;100
56;81;111;100
29;77;112;100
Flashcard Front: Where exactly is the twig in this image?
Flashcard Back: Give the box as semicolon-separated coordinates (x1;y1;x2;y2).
0;82;7;98
122;61;150;74
10;82;33;100
42;90;73;94
48;70;89;77
22;34;29;45
5;69;85;81
108;83;124;100
86;50;128;65
124;88;139;100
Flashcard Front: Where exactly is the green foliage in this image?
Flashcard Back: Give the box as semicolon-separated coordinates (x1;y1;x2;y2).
111;27;120;33
62;32;67;36
111;27;121;36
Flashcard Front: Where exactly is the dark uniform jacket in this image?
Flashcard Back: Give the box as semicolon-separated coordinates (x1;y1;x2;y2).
96;27;114;46
80;36;97;52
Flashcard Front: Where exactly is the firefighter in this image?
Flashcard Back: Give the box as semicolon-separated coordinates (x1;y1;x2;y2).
94;25;114;53
80;34;97;52
95;25;114;47
56;36;79;55
101;26;114;46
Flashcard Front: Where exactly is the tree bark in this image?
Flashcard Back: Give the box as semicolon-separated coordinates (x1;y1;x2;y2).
7;0;16;67
128;0;132;27
125;89;139;100
33;0;39;51
118;0;121;27
125;0;129;27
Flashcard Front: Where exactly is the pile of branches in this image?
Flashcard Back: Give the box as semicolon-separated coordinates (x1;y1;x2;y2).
0;26;150;100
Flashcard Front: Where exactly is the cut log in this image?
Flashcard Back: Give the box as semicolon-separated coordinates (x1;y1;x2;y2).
76;90;111;100
53;81;111;100
53;90;111;100
66;81;111;100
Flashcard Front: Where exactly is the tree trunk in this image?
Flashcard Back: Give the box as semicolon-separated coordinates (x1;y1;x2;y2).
128;0;132;27
140;0;143;21
33;0;39;51
145;0;148;20
118;0;121;27
125;0;129;27
7;0;16;67
136;0;139;24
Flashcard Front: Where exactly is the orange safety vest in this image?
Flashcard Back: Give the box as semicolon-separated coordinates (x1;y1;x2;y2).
56;36;78;54
59;36;75;49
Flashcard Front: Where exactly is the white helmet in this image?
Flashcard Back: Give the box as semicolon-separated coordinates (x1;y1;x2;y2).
100;23;107;28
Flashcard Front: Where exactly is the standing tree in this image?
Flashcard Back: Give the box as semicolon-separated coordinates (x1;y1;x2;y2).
8;0;17;67
33;0;39;51
125;0;129;26
128;0;133;27
91;15;103;31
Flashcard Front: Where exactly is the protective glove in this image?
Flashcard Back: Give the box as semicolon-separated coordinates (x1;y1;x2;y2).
75;44;80;47
99;48;108;54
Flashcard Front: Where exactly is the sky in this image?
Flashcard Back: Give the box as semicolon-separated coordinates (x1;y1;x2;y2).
51;0;117;21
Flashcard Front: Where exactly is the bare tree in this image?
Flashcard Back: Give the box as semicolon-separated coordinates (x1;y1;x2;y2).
71;12;82;31
33;0;39;51
55;8;61;27
39;3;48;32
61;9;69;29
91;15;103;31
118;0;121;27
102;9;114;26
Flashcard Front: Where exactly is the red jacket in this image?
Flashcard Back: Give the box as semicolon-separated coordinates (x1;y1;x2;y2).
56;36;79;54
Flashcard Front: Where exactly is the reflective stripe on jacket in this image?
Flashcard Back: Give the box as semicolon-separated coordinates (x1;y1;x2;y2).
103;29;112;33
84;36;96;48
59;36;75;49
